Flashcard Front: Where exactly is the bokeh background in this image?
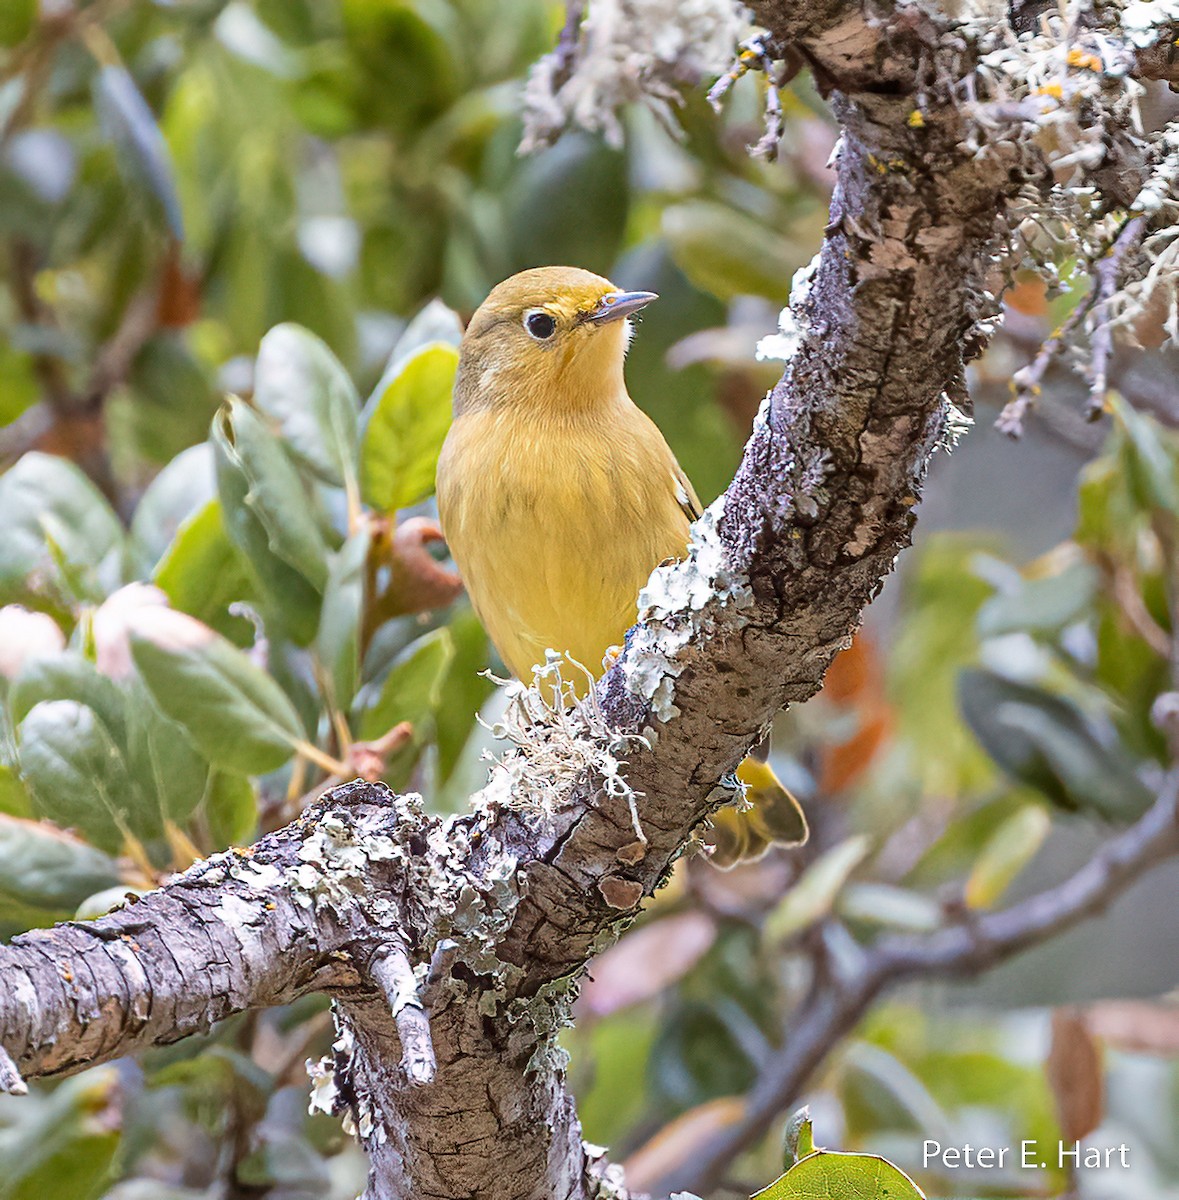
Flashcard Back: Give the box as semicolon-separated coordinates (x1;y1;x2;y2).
1;2;1178;1197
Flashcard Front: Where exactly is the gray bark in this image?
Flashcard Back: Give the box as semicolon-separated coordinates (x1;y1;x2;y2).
2;4;1177;1199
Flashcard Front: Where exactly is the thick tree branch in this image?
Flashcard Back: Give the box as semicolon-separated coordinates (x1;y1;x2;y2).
0;788;415;1082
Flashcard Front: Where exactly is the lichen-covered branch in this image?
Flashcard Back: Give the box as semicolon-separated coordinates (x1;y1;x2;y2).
0;786;432;1083
3;5;1179;1200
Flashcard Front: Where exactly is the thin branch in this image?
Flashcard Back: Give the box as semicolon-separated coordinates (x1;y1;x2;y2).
656;773;1179;1197
1086;215;1148;421
369;945;436;1087
996;214;1149;439
83;276;161;411
996;291;1097;438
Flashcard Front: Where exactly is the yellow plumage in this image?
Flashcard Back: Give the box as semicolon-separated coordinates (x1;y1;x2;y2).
436;266;806;866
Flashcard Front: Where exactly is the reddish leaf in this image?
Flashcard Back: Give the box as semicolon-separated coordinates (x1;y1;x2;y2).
1046;1008;1103;1145
623;1096;745;1195
577;911;717;1017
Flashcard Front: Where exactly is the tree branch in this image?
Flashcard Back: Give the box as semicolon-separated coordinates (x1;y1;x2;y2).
654;772;1179;1197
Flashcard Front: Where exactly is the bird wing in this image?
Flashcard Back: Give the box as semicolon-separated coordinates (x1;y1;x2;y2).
672;466;703;524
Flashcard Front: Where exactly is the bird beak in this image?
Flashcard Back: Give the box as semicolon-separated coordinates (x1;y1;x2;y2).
583;290;658;325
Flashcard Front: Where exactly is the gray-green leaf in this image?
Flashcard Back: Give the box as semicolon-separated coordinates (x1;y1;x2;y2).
254;323;360;489
129;605;304;775
357;626;454;742
0;814;120;911
316;526;370;714
0;452;124;601
958;668;1154;821
18;700;148;853
93;65;184;240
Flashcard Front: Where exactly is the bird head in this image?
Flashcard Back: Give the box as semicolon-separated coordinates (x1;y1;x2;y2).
454;266;657;415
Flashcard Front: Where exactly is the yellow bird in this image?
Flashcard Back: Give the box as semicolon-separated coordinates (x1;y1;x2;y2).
436;266;806;866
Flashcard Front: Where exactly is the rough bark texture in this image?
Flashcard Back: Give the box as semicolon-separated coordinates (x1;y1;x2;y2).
2;4;1177;1199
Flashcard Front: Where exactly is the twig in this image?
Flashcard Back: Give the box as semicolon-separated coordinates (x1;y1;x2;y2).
996;215;1149;438
653;771;1179;1197
8;239;74;414
707;34;797;161
996;287;1098;438
550;0;587;93
369;945;436;1087
1110;560;1173;659
83;278;161;411
420;938;459;1010
753;65;785;162
1086;215;1148;421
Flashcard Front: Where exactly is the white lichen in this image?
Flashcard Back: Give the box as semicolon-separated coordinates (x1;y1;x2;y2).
624;496;753;721
306;1054;340;1116
520;0;752;151
286;809;404;914
756;254;820;363
941;2;1179;389
1121;0;1179;49
410;816;529;997
473;654;648;820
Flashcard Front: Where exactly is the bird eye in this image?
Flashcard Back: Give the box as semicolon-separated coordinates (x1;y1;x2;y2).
525;311;556;340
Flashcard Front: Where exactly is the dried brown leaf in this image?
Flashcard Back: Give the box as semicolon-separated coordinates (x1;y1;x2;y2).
1046;1007;1104;1145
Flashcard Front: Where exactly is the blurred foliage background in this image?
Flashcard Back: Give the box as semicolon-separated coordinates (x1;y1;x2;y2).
1;2;1178;1198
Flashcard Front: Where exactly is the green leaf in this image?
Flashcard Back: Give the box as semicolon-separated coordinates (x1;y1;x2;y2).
93;65;184;239
0;0;35;47
129;606;304;775
0;761;32;818
387;299;464;368
0;1068;121;1200
214;398;331;588
129;444;217;571
1074;454;1130;551
0;452;124;602
253;323;360;489
360;344;457;512
121;333;219;464
888;535;996;797
764;836;870;943
753;1151;926;1200
17;700;149;853
0;815;120;911
357;626;454;742
1114;395;1179;516
958;669;1154;821
783;1107;816;1168
837;883;942;933
434;607;493;781
205;771;258;849
663;198;826;303
213;399;329;643
503;133;629;277
574;1009;659;1147
9;654;128;743
153;499;256;644
316;526;370;713
905;793;1026;887
124;679;210;824
965;803;1052;909
976;559;1097;639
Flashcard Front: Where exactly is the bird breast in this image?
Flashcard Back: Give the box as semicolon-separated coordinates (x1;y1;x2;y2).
437;403;692;683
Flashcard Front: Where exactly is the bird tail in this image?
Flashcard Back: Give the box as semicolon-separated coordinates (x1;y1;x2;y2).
707;755;809;869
